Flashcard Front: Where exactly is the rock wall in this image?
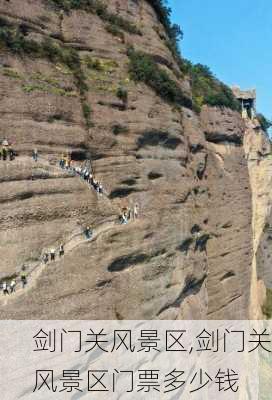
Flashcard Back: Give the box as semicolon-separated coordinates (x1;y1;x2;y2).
0;0;257;319
244;119;272;318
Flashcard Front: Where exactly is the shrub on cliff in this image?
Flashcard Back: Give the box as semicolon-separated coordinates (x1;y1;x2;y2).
82;102;92;127
0;19;91;131
128;48;239;112
256;113;272;133
0;22;88;94
128;48;192;108
105;24;125;42
145;3;240;113
186;63;241;112
147;0;183;58
47;0;141;35
0;22;40;55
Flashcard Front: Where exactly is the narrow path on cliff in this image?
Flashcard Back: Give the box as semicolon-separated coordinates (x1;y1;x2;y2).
0;154;111;198
0;155;138;304
32;154;111;199
0;218;119;305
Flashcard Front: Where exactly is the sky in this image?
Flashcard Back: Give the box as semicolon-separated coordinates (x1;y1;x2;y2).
168;0;271;119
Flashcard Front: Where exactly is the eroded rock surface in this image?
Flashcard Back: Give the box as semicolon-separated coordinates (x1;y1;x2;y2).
0;0;261;319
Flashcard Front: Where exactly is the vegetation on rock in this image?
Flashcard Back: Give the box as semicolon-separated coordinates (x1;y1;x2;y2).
146;3;242;113
147;0;183;58
257;113;272;133
128;47;192;108
82;102;93;128
0;3;266;119
85;56;118;72
185;63;241;113
0;17;92;128
0;20;86;89
47;0;141;35
105;24;125;42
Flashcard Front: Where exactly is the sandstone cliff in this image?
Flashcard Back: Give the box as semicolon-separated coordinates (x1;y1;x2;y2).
244;119;272;319
0;0;268;320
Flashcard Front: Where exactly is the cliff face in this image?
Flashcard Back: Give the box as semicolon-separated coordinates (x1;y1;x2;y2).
0;0;262;319
244;119;272;318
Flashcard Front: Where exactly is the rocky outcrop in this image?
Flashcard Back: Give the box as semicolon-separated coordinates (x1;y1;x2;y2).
0;0;262;320
201;106;245;144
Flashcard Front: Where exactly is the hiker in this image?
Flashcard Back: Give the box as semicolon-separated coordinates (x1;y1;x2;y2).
62;155;67;169
93;179;99;191
43;252;49;264
89;174;94;186
123;213;128;224
127;207;132;220
59;156;65;169
88;173;93;184
8;148;15;161
21;270;27;289
50;248;55;261
84;226;93;239
32;148;38;162
59;244;64;257
78;166;83;177
84;169;90;181
10;279;16;293
95;181;101;193
133;204;139;219
2;281;9;295
82;167;87;179
64;154;71;169
98;182;104;195
2;147;7;160
120;211;128;225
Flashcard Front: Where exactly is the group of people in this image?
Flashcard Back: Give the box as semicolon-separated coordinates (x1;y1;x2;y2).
42;244;64;264
1;267;27;296
2;279;16;295
1;226;95;298
1;143;38;163
0;139;15;161
1;204;139;297
0;147;141;298
119;204;139;224
1;244;65;297
78;166;104;195
59;155;105;195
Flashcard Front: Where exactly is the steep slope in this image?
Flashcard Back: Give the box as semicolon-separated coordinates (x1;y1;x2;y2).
0;0;256;319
